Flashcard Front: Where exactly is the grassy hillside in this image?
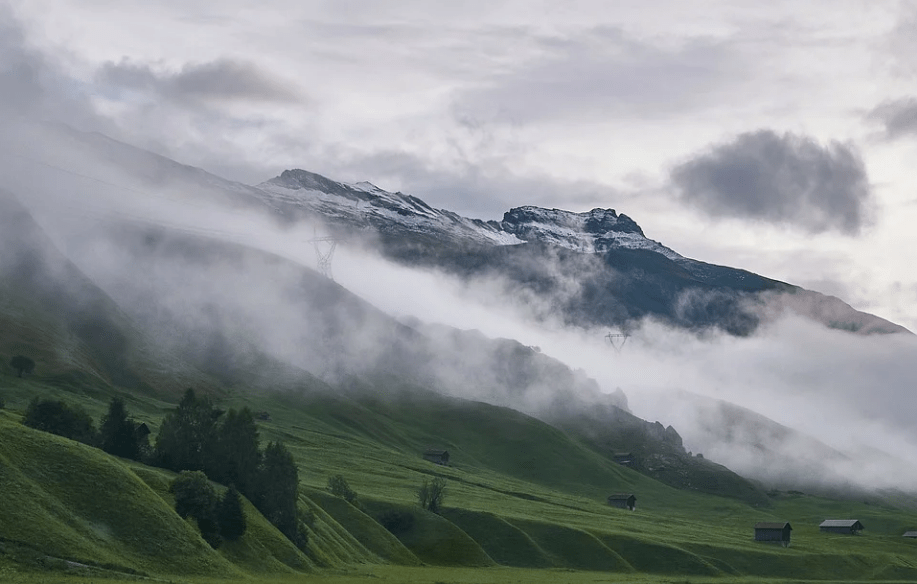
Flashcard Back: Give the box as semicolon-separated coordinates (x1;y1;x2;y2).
3;193;917;582
6;376;917;582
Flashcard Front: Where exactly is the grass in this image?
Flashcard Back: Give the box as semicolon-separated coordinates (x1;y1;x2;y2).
6;374;917;582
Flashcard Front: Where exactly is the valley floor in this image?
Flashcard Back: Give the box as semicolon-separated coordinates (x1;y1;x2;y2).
5;565;917;584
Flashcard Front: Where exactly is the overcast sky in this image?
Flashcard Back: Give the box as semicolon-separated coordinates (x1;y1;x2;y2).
3;0;917;330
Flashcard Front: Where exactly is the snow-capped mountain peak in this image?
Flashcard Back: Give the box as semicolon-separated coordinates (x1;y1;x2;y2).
256;169;679;258
500;206;681;259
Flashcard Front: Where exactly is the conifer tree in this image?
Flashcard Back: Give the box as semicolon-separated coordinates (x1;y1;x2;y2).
256;441;305;548
155;389;218;472
217;485;247;541
100;397;140;460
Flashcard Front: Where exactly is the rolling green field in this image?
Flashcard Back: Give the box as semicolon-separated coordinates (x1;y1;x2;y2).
4;368;917;584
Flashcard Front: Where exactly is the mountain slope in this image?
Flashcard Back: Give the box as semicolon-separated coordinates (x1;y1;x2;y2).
0;191;219;399
255;168;908;336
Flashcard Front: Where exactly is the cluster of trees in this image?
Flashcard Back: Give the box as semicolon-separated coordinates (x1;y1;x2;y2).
21;389;306;550
170;471;246;548
22;397;148;457
154;389;307;549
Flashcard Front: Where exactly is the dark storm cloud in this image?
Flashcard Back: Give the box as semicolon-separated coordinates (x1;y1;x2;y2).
98;58;303;104
670;130;873;235
867;97;917;140
454;27;744;123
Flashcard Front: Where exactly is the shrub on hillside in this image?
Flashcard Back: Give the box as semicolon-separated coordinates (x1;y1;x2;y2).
9;355;35;378
378;510;414;535
327;474;359;506
170;470;221;548
22;398;96;445
417;477;446;514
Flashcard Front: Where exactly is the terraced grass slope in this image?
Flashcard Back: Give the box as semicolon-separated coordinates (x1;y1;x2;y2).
4;190;917;582
5;380;917;581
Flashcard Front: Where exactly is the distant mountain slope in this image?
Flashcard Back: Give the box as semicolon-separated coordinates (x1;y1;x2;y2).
255;168;907;336
14;125;903;336
0;187;767;500
0;191;217;398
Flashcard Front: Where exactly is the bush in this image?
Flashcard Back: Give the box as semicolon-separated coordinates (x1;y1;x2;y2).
378;510;414;535
9;355;35;378
417;477;446;514
327;474;358;505
22;398;96;445
170;471;221;548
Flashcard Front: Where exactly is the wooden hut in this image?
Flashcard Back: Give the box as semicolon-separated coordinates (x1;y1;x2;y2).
612;452;634;466
903;531;917;538
819;520;864;535
607;493;636;511
422;449;449;465
754;522;792;546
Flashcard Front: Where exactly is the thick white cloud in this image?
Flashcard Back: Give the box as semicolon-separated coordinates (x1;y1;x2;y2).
2;0;916;329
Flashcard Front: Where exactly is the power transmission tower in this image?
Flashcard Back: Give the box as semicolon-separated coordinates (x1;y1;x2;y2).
605;332;629;353
308;235;338;280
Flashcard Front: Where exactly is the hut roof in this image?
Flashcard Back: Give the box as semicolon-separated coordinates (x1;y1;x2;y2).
820;520;863;529
903;531;917;538
424;449;448;456
607;493;635;500
755;522;792;530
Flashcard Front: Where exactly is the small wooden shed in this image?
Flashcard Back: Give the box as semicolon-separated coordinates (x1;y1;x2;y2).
607;493;636;511
612;452;634;466
903;531;917;538
819;520;864;535
422;449;450;466
754;522;792;546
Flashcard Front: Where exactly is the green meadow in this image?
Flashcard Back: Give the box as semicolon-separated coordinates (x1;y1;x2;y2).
4;368;917;584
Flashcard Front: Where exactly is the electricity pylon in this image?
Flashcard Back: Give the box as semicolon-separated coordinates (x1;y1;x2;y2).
308;235;338;280
605;332;629;353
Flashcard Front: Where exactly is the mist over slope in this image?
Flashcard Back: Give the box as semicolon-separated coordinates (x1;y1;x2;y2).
3;123;917;498
257;167;908;337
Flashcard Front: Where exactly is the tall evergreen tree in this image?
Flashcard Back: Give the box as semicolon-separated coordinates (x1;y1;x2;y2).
256;441;304;548
213;408;261;498
154;389;218;472
217;485;247;541
100;397;140;460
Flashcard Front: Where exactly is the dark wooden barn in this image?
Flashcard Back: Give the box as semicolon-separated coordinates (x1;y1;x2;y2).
754;522;792;546
819;520;864;535
612;452;634;466
607;493;636;511
422;449;450;465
